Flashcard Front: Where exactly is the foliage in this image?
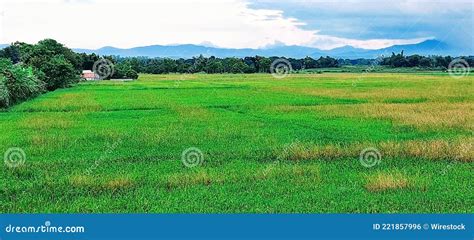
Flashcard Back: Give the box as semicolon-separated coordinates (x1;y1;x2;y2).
105;53;473;74
380;51;474;68
13;39;81;90
107;55;341;74
79;52;100;70
0;39;82;108
0;58;45;108
40;55;80;90
0;75;8;107
0;44;21;64
112;61;139;79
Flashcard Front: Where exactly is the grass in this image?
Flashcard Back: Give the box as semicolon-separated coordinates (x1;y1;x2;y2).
301;65;448;73
364;171;411;192
0;73;472;213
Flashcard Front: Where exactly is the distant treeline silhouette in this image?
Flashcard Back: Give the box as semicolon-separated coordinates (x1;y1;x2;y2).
379;50;473;68
88;52;473;74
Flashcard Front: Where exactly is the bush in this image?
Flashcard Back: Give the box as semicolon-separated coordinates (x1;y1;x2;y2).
0;59;11;107
23;39;83;71
40;55;80;90
0;39;84;108
0;59;45;108
112;62;139;79
0;75;9;107
9;39;81;91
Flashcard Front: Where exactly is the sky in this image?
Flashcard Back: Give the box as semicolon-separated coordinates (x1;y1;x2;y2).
0;0;472;50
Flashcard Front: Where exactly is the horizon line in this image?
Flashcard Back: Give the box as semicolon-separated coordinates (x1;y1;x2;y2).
0;39;440;51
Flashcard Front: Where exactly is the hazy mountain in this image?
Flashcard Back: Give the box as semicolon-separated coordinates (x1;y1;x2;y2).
73;40;466;59
318;40;460;59
371;40;454;57
325;45;372;59
75;44;327;59
1;40;467;59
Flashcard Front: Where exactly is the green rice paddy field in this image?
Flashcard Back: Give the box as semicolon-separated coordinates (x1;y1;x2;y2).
0;73;472;213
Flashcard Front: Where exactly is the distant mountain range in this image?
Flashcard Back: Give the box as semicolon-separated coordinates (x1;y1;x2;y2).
1;40;470;59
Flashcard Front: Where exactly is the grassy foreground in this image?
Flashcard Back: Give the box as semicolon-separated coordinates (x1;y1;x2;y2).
0;73;472;213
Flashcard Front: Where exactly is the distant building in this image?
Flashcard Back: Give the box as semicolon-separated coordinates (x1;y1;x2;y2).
82;70;100;80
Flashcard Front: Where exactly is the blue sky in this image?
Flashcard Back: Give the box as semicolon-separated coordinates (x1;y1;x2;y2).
248;0;474;50
0;0;472;51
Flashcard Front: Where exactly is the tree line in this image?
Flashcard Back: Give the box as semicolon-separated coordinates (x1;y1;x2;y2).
81;55;340;75
86;52;472;75
1;38;472;108
380;51;473;68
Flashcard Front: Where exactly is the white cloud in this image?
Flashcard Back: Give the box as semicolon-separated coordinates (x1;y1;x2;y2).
0;0;428;49
306;34;433;50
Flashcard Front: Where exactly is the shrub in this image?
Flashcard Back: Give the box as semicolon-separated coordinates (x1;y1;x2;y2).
11;39;81;91
0;58;45;108
0;39;84;108
40;55;80;90
112;62;139;79
0;59;11;107
0;75;9;107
